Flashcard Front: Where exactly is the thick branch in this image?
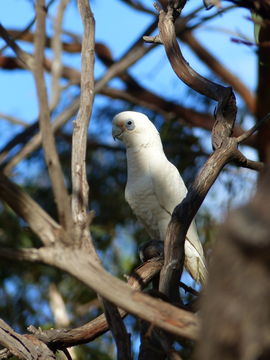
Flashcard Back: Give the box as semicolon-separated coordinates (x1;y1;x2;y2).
0;246;199;341
0;319;55;360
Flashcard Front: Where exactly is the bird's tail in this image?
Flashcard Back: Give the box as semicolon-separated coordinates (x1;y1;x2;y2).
184;240;208;285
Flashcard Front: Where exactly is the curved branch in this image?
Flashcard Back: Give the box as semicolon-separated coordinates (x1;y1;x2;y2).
180;31;255;113
157;5;228;101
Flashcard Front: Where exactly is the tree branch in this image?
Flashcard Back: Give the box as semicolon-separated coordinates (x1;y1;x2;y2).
0;246;198;341
180;31;255;113
102;299;132;360
0;319;55;360
0;173;60;246
0;24;34;70
50;0;70;110
237;112;270;144
0;112;28;127
157;4;228;102
71;0;96;250
3;98;80;174
34;0;72;236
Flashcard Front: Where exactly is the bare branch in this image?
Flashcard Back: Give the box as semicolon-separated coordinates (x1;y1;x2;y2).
237;112;270;144
34;0;72;235
118;0;156;15
50;0;70;109
0;248;197;343
71;0;96;249
0;24;34;70
0;173;60;246
157;5;228;101
180;31;256;113
41;247;199;340
0;348;12;360
0;113;28;127
3;98;80;174
0;319;55;360
102;299;132;360
233;150;264;172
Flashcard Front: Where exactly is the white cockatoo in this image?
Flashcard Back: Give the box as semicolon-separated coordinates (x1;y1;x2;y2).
112;111;207;284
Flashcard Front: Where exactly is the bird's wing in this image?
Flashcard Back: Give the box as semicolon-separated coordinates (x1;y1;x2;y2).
125;175;162;240
150;159;207;283
150;158;205;255
149;158;187;238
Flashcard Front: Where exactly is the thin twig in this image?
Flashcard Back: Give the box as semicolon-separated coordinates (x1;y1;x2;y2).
3;98;80;174
237;112;270;144
0;0;57;55
0;24;34;69
0;113;28;127
179;281;199;296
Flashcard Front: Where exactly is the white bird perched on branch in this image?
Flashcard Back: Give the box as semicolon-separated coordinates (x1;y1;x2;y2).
112;111;207;284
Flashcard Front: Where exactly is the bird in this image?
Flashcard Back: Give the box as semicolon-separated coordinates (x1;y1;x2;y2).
112;111;207;284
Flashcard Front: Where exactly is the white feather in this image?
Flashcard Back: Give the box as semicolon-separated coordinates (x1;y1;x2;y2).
112;111;207;284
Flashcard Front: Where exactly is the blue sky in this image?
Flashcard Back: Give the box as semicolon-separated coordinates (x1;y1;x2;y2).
0;0;257;116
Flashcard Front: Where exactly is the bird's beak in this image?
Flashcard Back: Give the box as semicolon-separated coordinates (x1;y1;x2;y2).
112;125;124;140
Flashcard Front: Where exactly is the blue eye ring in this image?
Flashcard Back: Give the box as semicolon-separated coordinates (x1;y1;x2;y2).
125;120;135;130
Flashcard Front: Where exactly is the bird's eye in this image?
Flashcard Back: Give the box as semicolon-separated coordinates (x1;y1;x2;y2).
125;120;135;130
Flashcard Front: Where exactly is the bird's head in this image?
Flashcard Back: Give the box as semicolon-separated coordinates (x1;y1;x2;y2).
112;111;160;148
